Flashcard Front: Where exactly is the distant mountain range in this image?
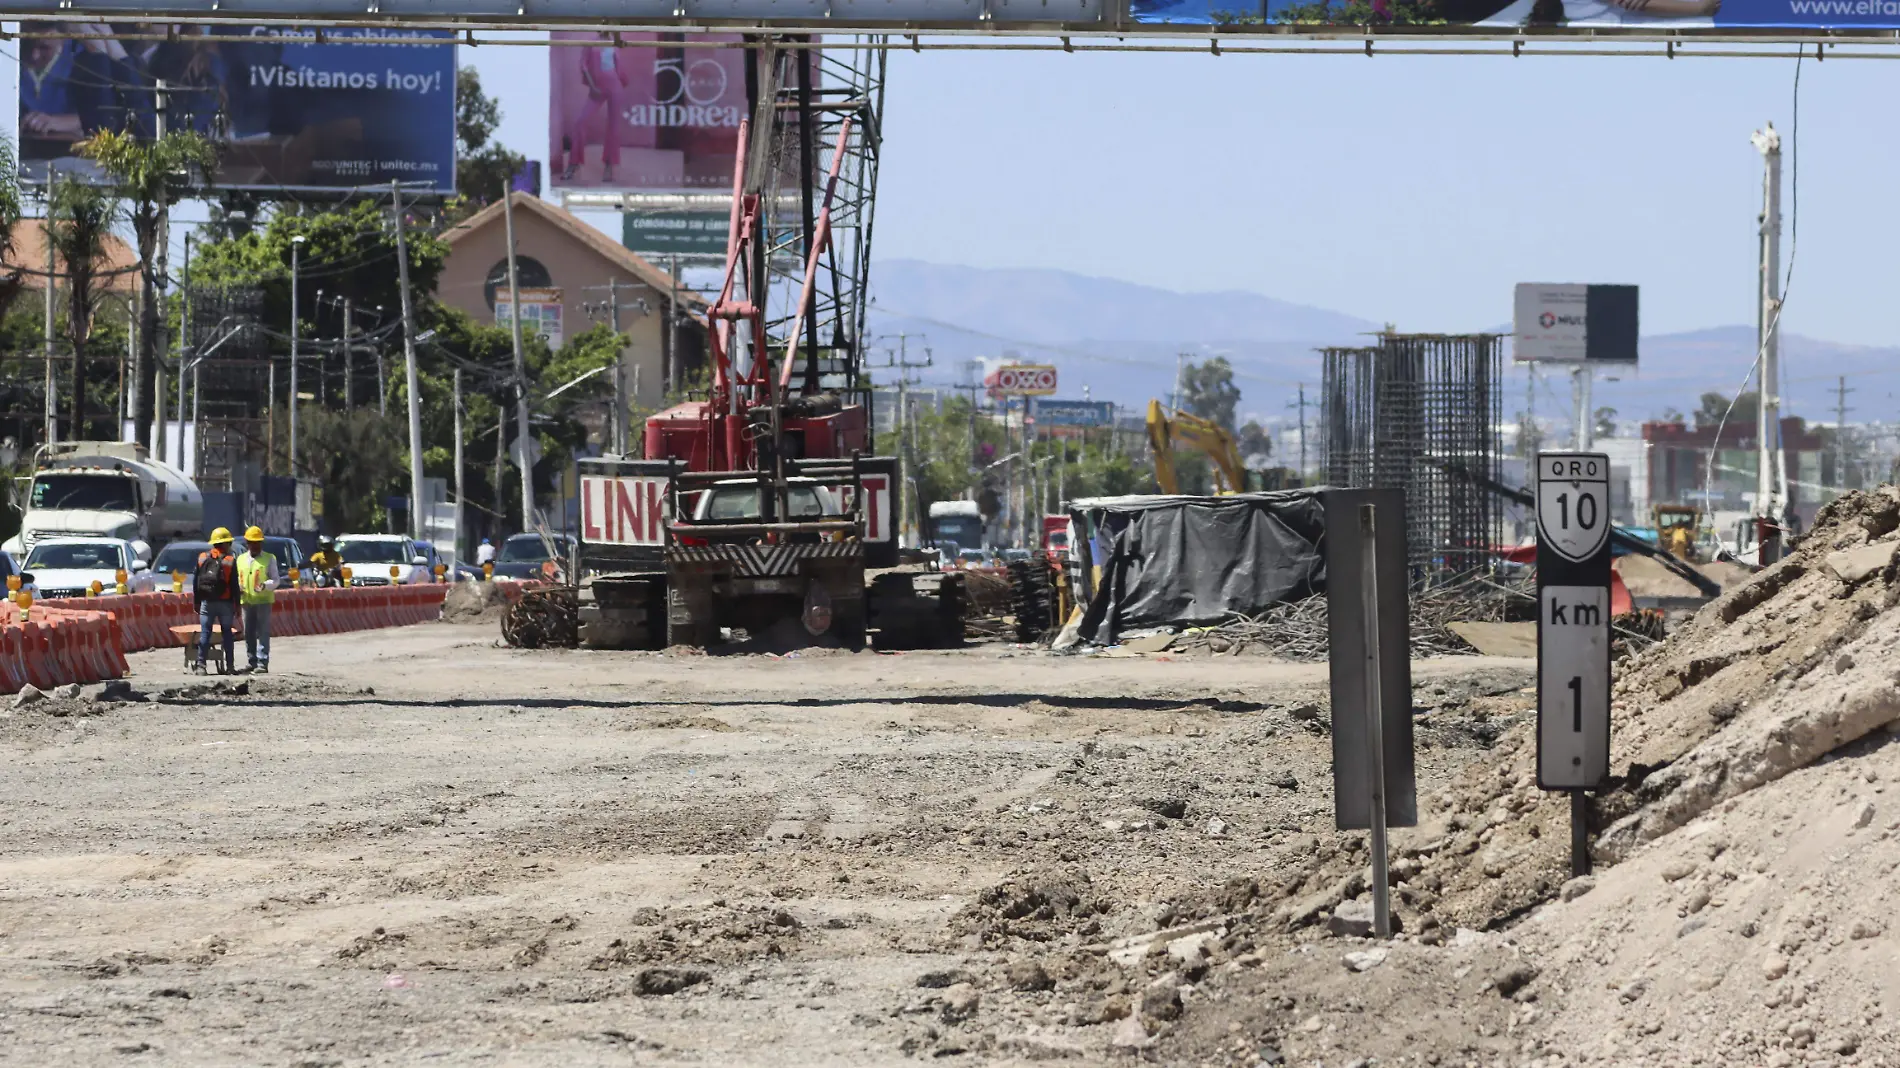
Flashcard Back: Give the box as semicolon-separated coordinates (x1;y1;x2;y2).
864;260;1899;429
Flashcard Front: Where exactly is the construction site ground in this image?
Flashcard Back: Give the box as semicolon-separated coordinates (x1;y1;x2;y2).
10;482;1900;1068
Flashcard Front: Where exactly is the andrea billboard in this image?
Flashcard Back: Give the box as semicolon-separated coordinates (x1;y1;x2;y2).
18;23;455;193
549;32;747;193
1134;0;1897;28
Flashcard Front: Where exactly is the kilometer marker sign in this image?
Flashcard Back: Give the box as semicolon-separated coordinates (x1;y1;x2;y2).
1536;452;1612;790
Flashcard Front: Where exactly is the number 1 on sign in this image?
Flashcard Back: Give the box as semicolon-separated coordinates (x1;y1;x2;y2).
1568;675;1582;731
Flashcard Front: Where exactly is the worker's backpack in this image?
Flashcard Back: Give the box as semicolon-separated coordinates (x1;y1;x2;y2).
195;554;231;600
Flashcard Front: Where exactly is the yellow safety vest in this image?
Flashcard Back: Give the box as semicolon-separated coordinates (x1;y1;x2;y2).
238;551;277;605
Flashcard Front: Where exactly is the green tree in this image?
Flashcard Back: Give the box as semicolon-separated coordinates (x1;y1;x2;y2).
47;175;120;440
455;67;526;210
191;200;449;339
0;137;25;319
1593;406;1618;439
1237;420;1272;469
1695;391;1758;431
1182;356;1241;431
79;127;219;449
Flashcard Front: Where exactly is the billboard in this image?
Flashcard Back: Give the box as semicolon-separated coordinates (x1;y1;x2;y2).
498;287;566;349
1030;399;1116;427
988;365;1059;396
1513;283;1638;364
623;210;729;256
1138;0;1894;28
550;32;747;192
17;24;456;193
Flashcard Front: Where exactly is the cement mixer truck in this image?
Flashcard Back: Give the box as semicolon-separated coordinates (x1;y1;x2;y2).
4;441;203;561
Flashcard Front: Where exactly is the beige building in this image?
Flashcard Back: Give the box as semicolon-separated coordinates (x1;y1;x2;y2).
438;192;706;413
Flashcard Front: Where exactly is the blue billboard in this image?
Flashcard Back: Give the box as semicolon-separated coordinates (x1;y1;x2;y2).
18;24;456;194
1031;399;1117;428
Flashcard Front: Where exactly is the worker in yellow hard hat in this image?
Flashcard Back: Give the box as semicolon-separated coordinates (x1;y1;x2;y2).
192;527;240;674
236;525;280;674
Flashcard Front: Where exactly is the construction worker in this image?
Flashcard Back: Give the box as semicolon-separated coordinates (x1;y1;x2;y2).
237;526;280;674
192;527;240;674
475;538;497;566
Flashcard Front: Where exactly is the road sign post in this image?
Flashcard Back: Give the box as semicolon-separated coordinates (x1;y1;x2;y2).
1535;451;1613;877
1324;489;1416;938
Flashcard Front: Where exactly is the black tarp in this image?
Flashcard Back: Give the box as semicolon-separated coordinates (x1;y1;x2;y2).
1072;490;1327;645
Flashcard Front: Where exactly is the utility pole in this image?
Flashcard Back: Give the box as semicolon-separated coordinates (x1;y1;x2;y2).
1572;366;1593;451
289;235;305;477
375;306;387;417
667;254;680;397
342;298;353;410
493;404;506;540
1752;122;1785;533
43;174;57;445
883;335;933;548
609;276;625;454
453;368;465;565
502;191;534;528
391;180;426;542
1287;383;1312;482
172;235;191;470
1172;352;1187;413
1834;375;1855;491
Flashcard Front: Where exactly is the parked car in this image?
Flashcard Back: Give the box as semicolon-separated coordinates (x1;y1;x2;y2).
335;534;438;586
489;532;576;579
21;537;160;598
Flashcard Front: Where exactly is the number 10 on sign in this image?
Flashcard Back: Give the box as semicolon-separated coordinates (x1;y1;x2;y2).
1535;452;1612;790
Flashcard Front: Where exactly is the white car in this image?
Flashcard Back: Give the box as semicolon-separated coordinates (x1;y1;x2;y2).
20;537;159;599
335;534;438;586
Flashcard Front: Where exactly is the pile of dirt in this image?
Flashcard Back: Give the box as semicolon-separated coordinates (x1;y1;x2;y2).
1139;485;1900;1064
442;579;509;623
585;902;804;969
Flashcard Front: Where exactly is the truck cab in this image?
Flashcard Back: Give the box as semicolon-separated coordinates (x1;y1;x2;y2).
5;442;202;557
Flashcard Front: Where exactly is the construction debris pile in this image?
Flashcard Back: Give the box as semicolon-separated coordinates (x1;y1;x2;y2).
1147;484;1900;1065
1166;577;1533;661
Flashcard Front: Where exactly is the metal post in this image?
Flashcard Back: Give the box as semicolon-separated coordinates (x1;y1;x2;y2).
391;181;426;542
1572;366;1593;452
896;336;909;548
1297;382;1308;483
1752;123;1785;537
453;368;465;566
152;292;166;457
190;364;200;481
1571;791;1592;878
289;235;304;476
501;191;534;527
43;181;57;445
174;235;191;470
1359;502;1392;939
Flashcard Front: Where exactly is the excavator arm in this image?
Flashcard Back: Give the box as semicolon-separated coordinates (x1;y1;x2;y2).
1147;400;1248;494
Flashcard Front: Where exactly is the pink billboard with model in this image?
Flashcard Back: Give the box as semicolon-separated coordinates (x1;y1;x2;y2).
549;31;747;192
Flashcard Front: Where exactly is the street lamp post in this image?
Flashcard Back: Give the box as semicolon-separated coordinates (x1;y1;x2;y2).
289;235;306;478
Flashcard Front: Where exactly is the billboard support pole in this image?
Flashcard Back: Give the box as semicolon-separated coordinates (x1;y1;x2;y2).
1571;365;1592;451
342;299;353;410
502;190;535;529
391;180;427;543
289;235;304;476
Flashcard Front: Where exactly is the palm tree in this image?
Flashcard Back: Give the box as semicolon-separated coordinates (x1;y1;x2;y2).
0;136;25;317
47;175;120;440
80;129;218;449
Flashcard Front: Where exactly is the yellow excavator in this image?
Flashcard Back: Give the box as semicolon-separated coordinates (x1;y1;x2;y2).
1146;400;1249;494
1653;504;1702;563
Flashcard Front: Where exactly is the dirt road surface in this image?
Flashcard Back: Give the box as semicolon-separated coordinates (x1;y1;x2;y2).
0;622;1534;1066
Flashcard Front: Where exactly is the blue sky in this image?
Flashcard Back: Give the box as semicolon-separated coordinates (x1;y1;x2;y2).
5;33;1895;351
465;39;1891;348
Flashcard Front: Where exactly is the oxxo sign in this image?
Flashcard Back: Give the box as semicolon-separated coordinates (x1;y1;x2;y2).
993;365;1058;395
1536;452;1612;791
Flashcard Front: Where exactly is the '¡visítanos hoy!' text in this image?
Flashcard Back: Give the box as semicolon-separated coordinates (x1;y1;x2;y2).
250;66;446;92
